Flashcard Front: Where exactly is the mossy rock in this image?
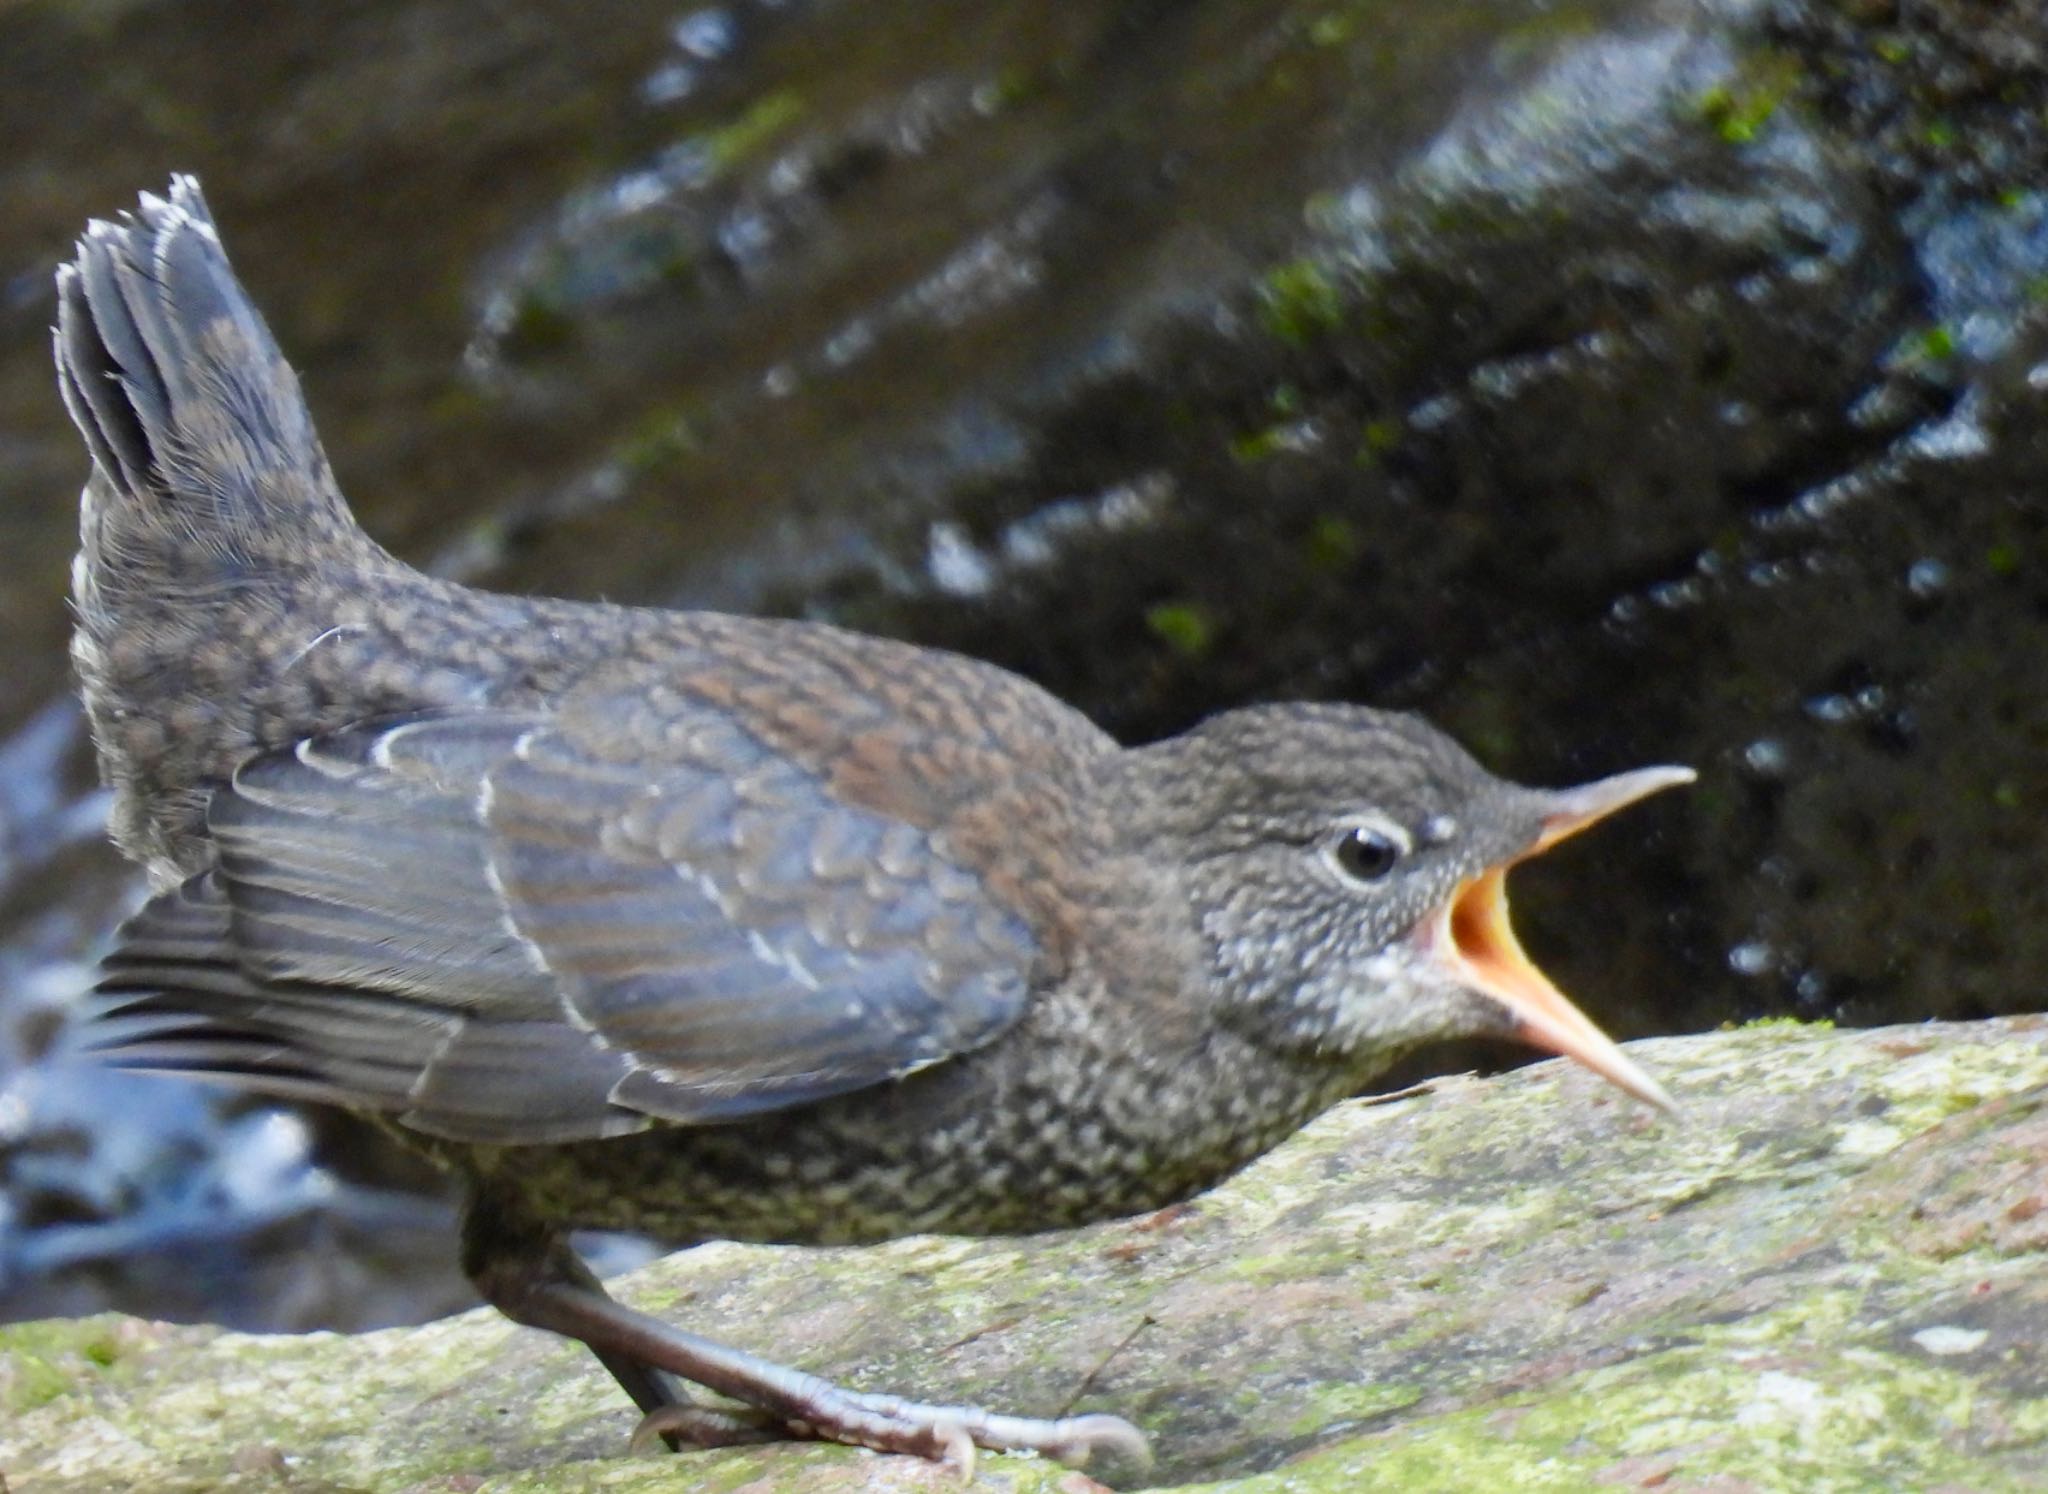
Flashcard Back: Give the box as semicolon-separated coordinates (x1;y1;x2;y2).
7;1018;2048;1490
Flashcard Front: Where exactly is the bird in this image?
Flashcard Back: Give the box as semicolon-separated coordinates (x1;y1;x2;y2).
54;176;1691;1474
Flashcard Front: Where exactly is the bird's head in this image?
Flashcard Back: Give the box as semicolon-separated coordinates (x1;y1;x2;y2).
1123;702;1691;1109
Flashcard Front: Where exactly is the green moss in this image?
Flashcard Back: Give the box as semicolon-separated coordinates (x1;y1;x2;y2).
982;65;1043;111
1145;601;1216;658
1696;82;1779;145
1257;257;1345;346
1912;324;1957;361
0;1319;127;1413
1693;53;1797;147
618;406;702;477
701;90;804;171
501;292;577;357
1283;1380;1424;1437
425;381;487;428
1354;415;1402;466
1307;14;1353;49
1;1349;75;1414
1831;1036;2048;1174
1230;423;1299;462
1305;515;1363;571
1189;1297;2007;1492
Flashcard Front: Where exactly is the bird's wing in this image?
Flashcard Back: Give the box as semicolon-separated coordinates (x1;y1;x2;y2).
92;698;1040;1144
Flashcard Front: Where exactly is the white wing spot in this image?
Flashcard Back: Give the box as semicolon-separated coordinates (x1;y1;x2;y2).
679;865;736;920
479;838;568;991
748;928;822;991
370;718;435;771
482;799;608;1046
289;737;358;780
406;1014;468;1102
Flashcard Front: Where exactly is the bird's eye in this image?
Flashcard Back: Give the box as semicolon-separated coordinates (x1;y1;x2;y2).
1329;825;1403;883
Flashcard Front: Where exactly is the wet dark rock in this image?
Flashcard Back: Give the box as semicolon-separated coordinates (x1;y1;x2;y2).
0;0;2043;1335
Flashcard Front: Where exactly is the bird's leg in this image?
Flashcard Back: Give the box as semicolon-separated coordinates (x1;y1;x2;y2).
538;1256;789;1453
461;1189;1149;1472
501;1272;1151;1470
461;1189;708;1450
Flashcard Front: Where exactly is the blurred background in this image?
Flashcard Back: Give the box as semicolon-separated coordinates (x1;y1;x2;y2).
0;0;2043;1334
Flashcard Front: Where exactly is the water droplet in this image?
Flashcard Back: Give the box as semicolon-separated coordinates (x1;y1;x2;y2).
1729;942;1775;977
824;319;875;367
1408;394;1458;432
1741;738;1791;779
0;1088;27;1141
1902;404;1992;461
672;7;736;59
927;523;992;597
1804;693;1856;724
1650;577;1702;610
1905;558;1950;598
641;62;698;106
717;208;775;264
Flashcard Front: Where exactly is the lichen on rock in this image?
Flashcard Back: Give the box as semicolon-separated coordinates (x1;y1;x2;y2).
7;1018;2048;1491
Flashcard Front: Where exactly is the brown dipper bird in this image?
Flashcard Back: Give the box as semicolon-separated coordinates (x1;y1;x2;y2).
56;177;1689;1473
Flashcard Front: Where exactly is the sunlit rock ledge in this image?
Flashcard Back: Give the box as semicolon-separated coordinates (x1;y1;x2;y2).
6;1017;2046;1492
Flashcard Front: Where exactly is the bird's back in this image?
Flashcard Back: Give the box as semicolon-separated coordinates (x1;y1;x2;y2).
56;180;1173;1189
54;178;1110;890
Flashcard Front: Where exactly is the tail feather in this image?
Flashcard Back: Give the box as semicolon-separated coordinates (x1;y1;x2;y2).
55;174;354;576
58;177;398;880
54;261;153;497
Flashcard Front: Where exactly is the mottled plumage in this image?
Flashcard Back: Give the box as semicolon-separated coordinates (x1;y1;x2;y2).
57;179;1688;1472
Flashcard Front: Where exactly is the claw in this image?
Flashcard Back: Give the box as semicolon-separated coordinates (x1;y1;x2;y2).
629;1403;782;1453
1050;1412;1152;1473
932;1417;975;1480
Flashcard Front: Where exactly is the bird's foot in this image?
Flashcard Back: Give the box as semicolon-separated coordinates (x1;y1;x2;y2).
470;1231;1152;1475
629;1387;1149;1473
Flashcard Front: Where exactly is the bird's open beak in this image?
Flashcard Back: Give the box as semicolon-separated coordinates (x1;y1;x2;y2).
1434;765;1695;1112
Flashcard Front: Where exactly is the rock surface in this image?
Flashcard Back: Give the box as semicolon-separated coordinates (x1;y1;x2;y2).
3;0;2046;1342
7;1017;2048;1492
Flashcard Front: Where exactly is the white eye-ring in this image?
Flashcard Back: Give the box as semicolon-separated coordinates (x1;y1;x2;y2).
1321;815;1412;885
